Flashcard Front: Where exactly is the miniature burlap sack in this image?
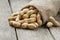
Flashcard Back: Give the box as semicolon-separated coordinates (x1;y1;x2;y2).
21;0;60;23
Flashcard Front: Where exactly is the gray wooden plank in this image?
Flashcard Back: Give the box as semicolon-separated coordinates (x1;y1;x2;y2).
49;14;60;40
10;0;54;40
17;28;54;40
0;0;16;40
10;0;32;12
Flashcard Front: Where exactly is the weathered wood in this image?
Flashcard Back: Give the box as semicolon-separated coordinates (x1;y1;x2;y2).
50;14;60;40
10;0;54;40
0;0;16;40
10;0;32;12
16;28;54;40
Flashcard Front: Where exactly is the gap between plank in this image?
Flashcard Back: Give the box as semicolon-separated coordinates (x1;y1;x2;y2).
8;0;13;13
8;0;18;40
47;28;55;40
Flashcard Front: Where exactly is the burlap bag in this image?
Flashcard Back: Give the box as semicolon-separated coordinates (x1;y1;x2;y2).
21;0;60;23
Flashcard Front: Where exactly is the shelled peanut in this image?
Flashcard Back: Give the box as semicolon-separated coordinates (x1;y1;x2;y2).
8;6;42;29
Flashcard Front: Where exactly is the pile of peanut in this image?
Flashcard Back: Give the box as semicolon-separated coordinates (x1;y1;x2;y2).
8;6;42;29
8;6;60;29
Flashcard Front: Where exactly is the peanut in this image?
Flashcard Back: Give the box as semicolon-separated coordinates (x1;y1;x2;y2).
8;17;16;21
24;18;36;23
22;14;29;19
11;13;18;17
22;8;29;13
37;13;42;26
27;23;37;29
22;23;28;28
29;6;34;10
49;16;60;27
27;10;35;15
33;22;39;27
15;15;21;21
37;20;42;26
13;21;21;27
18;20;24;23
19;11;25;16
30;14;36;18
37;12;41;19
9;21;21;27
47;22;53;28
28;18;36;23
9;21;14;26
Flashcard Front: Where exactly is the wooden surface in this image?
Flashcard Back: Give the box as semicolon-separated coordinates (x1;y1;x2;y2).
0;0;16;40
0;0;60;40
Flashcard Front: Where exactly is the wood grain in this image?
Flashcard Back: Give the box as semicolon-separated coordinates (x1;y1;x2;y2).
0;0;16;40
10;0;54;40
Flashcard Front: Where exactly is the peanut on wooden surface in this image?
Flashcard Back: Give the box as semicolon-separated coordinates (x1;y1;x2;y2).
8;6;43;29
46;16;60;28
47;22;53;28
49;16;60;27
8;17;16;21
